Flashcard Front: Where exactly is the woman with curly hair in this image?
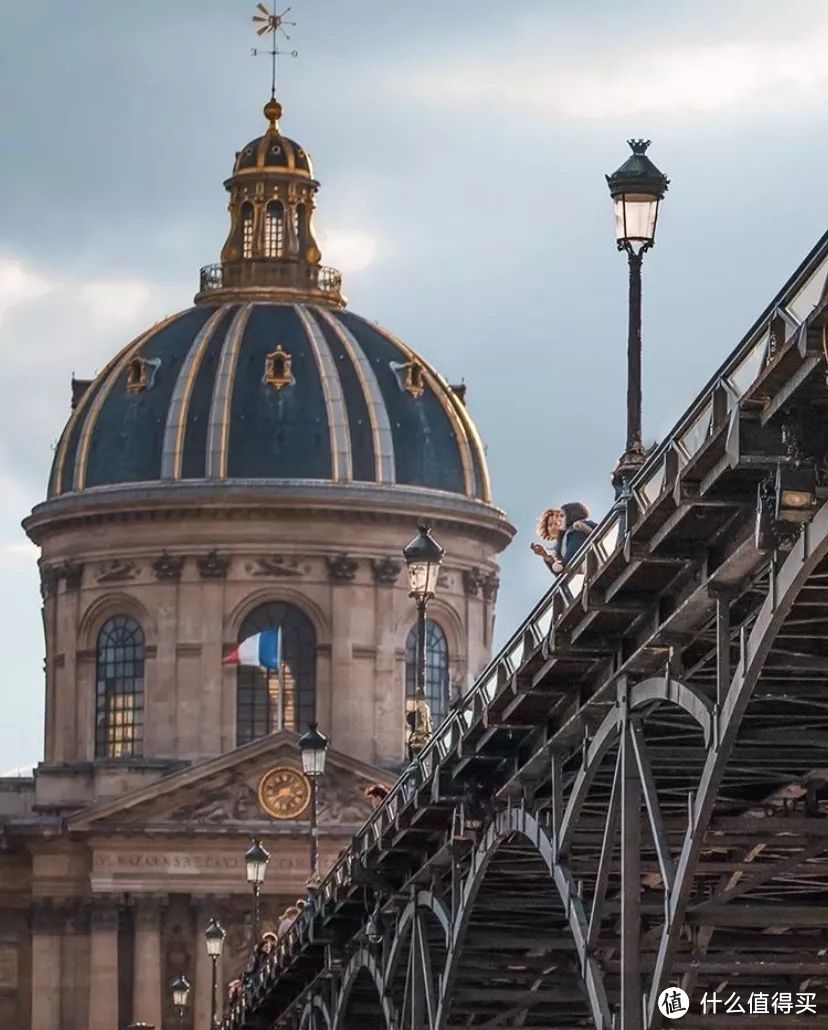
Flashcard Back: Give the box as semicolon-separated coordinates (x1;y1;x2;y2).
531;503;595;575
530;507;565;574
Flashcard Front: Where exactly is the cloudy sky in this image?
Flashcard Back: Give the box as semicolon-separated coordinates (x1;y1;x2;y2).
1;0;827;771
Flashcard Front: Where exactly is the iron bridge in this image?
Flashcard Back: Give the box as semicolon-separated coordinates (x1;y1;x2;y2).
224;231;828;1029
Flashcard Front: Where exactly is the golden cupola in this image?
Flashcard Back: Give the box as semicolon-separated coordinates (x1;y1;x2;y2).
195;96;344;307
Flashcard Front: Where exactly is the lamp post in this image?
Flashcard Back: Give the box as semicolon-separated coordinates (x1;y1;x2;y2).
365;902;384;945
298;722;329;888
170;975;190;1026
402;524;445;757
204;917;226;1028
245;838;270;944
606;139;669;492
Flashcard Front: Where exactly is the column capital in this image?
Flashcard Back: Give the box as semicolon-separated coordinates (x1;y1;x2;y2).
64;899;91;935
132;894;167;931
191;893;236;924
90;895;122;932
31;897;66;934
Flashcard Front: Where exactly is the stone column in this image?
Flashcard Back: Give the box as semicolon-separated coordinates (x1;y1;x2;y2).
63;902;92;1030
196;553;229;756
371;559;403;765
39;567;60;762
132;896;164;1028
88;898;119;1030
150;554;184;756
57;566;83;761
327;557;357;756
30;901;62;1030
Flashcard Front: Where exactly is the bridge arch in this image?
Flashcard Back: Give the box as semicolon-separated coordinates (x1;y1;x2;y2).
333;946;397;1030
436;807;609;1029
299;993;332;1029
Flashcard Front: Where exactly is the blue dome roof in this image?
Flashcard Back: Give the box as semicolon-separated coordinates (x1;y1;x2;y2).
49;303;491;502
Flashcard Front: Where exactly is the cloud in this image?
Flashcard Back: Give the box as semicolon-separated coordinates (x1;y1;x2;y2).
403;30;828;121
80;280;154;323
0;541;38;563
0;256;51;326
319;229;380;274
0;253;174;515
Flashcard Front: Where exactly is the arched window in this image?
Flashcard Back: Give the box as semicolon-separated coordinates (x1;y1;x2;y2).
236;602;316;745
95;616;145;758
405;619;450;727
264;201;284;257
241;202;254;259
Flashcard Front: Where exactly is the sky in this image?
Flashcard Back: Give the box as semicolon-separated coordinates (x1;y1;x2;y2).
1;0;827;771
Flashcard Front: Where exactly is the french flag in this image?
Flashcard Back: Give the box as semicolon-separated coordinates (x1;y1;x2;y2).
223;628;281;669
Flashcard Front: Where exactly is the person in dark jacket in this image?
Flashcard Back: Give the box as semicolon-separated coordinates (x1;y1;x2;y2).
558;502;596;565
532;503;595;575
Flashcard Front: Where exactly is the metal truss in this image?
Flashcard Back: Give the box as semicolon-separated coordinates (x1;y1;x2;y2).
225;239;828;1028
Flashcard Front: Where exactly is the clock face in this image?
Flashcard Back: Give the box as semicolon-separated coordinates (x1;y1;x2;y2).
258;766;311;820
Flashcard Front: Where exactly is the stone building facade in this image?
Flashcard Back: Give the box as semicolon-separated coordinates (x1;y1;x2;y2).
0;88;513;1029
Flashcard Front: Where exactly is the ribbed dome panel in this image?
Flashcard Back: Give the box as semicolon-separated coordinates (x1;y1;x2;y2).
48;303;492;503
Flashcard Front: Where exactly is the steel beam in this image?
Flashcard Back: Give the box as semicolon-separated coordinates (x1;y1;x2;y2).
620;715;642;1030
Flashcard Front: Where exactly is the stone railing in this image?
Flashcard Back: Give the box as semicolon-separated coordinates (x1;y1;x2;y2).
197;261;343;300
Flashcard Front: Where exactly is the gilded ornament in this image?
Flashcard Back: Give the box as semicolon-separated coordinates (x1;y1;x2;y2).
391;360;426;399
258;766;310;820
126;356;160;393
264;345;294;390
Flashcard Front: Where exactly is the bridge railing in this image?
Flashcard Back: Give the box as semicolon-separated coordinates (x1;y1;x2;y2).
341;234;828;869
226;231;828;1026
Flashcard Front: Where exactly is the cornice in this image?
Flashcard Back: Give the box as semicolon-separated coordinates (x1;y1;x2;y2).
25;480;515;551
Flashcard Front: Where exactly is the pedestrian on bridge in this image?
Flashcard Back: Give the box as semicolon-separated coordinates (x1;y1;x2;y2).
531;502;596;575
531;507;565;574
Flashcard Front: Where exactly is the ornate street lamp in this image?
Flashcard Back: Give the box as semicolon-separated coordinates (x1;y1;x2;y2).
402;524;445;757
170;975;190;1025
204;917;226;1028
298;722;329;888
245;838;270;943
606;139;669;490
365;902;384;945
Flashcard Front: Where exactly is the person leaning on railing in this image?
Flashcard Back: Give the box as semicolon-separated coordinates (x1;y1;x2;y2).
364;783;390;809
531;503;596;575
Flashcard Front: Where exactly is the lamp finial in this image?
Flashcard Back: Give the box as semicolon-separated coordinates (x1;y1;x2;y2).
627;139;651;156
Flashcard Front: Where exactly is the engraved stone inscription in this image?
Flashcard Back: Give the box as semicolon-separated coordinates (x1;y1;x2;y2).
92;850;300;874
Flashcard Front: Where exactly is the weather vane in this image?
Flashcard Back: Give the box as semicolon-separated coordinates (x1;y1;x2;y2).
251;3;298;99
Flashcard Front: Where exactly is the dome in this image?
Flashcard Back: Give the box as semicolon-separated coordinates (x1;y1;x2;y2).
231;98;313;178
48;303;490;502
232;132;313;178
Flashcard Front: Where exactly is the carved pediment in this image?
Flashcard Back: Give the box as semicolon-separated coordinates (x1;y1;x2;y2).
166;772;260;824
68;731;393;833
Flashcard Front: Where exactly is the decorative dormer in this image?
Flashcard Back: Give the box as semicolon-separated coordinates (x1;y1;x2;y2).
195;97;344;307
